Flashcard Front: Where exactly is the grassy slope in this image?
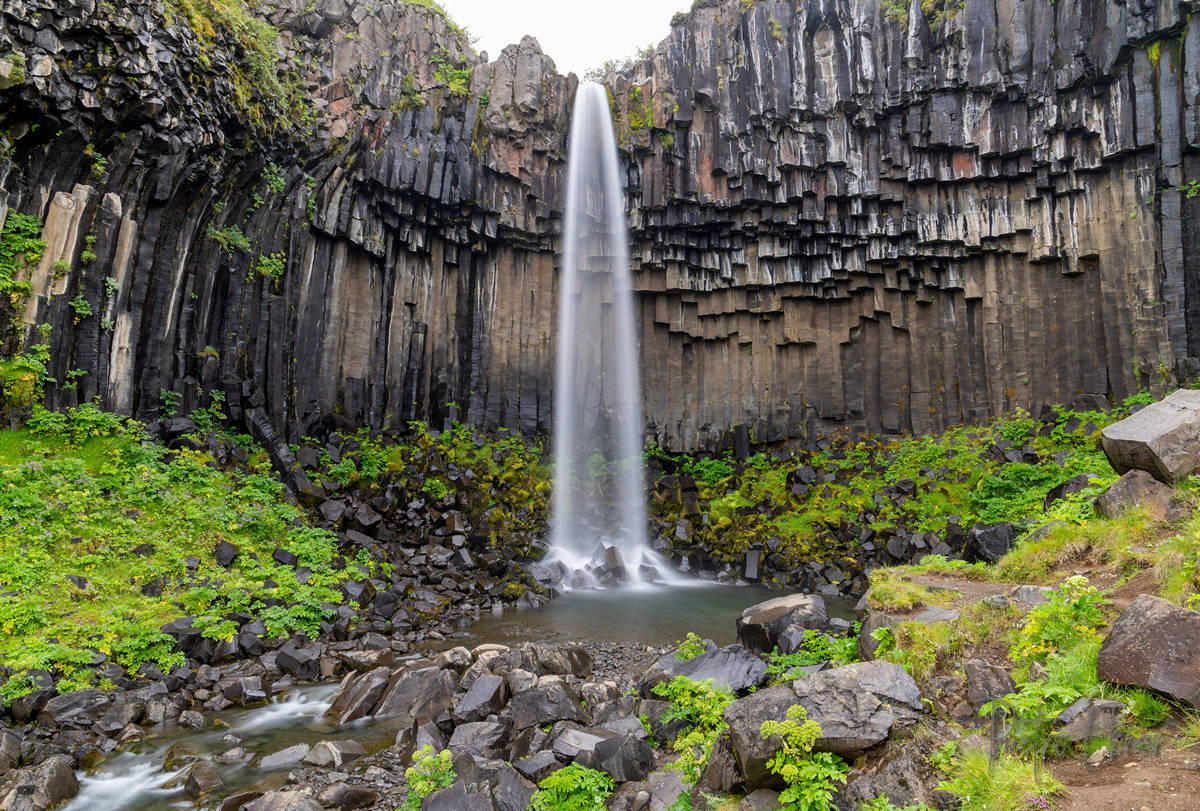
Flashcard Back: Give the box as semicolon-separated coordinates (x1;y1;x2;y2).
0;404;373;702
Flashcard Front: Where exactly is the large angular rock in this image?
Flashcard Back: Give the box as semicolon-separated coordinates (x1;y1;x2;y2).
1101;389;1200;483
608;768;686;811
0;754;79;810
1054;698;1127;742
246;791;323;811
511;682;588;729
858;606;959;660
725;661;920;788
963;659;1015;709
964;522;1018;563
302;739;367;768
422;781;494;811
448;720;512;760
580;733;655;782
1098;594;1200;707
323;666;392;725
456;758;538;811
1093;470;1175;520
453;673;509;724
373;666;457;721
37;688;108;728
638;644;767;698
736;593;828;655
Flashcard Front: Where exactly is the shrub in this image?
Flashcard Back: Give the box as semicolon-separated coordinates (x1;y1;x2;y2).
652;675;734;788
760;704;849;811
936;749;1062;811
528;762;614;811
675;631;706;661
1010;575;1106;667
399;745;454;810
765;629;858;684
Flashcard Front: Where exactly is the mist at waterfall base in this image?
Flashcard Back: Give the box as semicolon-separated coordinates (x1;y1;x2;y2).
547;83;677;589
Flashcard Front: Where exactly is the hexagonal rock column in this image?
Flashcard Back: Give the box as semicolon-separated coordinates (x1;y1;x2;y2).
1101;389;1200;484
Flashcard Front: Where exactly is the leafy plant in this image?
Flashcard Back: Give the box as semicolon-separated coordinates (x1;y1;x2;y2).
263;162;286;194
676;631;706;661
207;224;251;255
936;749;1061;811
765;629;859;684
760;704;849;810
653;675;735;789
399;745;454;811
1010;575;1106;667
68;293;93;319
255;251;286;281
528;762;614;811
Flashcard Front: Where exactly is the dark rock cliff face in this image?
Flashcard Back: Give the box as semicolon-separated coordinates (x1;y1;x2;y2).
0;0;1196;449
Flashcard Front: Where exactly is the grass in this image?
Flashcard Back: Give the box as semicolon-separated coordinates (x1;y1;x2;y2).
937;748;1062;811
873;601;1022;681
865;570;957;612
0;403;375;703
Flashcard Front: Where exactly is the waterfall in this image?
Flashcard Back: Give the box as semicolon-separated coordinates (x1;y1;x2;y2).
548;82;664;587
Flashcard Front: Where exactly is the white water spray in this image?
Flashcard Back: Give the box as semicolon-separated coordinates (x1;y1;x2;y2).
549;82;670;586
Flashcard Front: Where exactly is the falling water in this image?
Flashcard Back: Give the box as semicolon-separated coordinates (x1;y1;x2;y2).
549;82;662;587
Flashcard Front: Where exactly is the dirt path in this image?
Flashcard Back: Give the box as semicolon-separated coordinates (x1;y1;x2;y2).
1054;746;1200;810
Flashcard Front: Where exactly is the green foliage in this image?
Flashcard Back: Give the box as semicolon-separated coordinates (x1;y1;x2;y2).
207;224;251;254
653;675;735;788
872;601;1021;682
676;631;706;661
529;762;615;811
0;402;372;704
84;144;108;179
399;745;454;811
0;212;43;310
760;704;849;811
2;52;25;84
0;324;51;415
936;749;1061;811
1009;575;1106;667
80;234;97;264
421;476;450;500
68;293;93;319
858;797;936;811
768;17;784;42
391;74;426;111
255;251;286;281
263;162;286;195
926;740;959;775
164;0;312;134
431;48;471;99
922;0;965;28
881;0;908;27
765;629;859;684
628;86;653;131
159;388;182;418
189;389;226;433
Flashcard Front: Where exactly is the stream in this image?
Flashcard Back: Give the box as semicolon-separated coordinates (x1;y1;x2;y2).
64;583;853;809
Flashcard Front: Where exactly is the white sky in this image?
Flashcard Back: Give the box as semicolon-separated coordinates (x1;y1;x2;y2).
439;0;685;77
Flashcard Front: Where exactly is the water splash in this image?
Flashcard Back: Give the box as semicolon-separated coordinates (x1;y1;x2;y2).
549;82;669;587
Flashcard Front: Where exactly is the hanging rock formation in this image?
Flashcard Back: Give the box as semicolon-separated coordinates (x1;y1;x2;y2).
0;0;1196;449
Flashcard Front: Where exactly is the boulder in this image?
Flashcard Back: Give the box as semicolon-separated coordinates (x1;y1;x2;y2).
316;783;378;809
276;645;319;681
735;594;828;655
723;685;798;789
725;661;920;787
837;744;941;810
422;781;494;811
858;606;958;660
373;666;457;721
1043;473;1103;510
323;666;391;725
1054;698;1127;742
638;644;767;698
246;791;323;811
551;725;618;760
259;743;311;769
448;721;512;759
511;682;588;729
0;754;79;810
533;644;592;678
580;733;655;782
1093;470;1175;520
184;761;224;798
37;688;108;728
302;739;367;768
738;789;782;810
512;750;561;783
453;674;509;724
963;659;1015;709
456;759;538;811
1098;594;1200;707
1100;389;1200;483
964;522;1018;563
608;768;686;811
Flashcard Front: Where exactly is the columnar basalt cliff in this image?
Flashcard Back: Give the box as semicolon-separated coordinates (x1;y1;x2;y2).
0;0;1197;449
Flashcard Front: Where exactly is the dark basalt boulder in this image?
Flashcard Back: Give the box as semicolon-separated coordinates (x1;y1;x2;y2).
964;522;1018;563
0;754;79;810
1101;389;1200;484
421;781;494;811
736;593;828;655
1093;469;1176;521
511;682;589;729
275;645;319;681
638;644;767;698
316;783;378;810
373;666;457;722
1098;594;1200;707
1043;473;1104;511
456;758;538;811
324;666;392;726
579;733;655;782
453;673;510;724
447;720;512;760
184;761;223;798
963;659;1015;709
37;688;108;729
